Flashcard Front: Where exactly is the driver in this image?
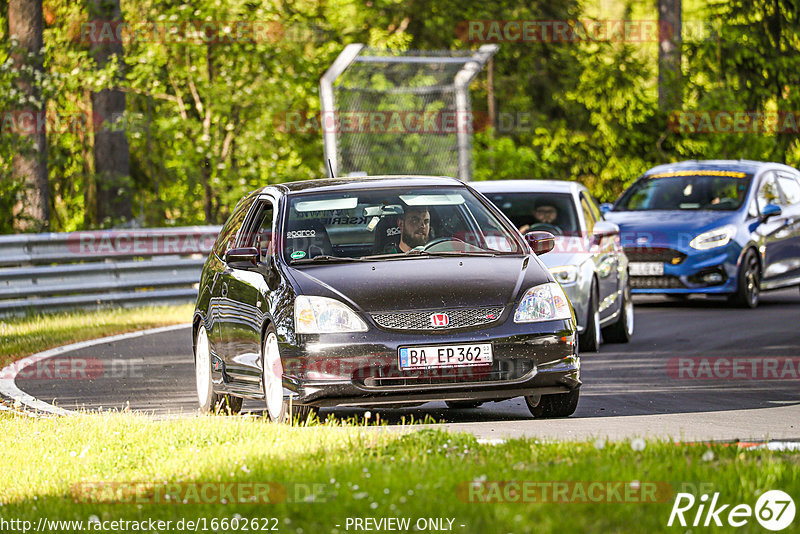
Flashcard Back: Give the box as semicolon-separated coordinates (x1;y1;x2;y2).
519;199;558;234
385;206;431;253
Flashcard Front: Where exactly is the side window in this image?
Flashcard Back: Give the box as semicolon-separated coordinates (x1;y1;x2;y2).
757;174;783;212
777;174;800;205
238;199;275;261
579;194;597;234
212;197;254;258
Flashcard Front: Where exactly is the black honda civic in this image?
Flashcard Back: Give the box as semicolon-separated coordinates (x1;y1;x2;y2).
193;176;580;422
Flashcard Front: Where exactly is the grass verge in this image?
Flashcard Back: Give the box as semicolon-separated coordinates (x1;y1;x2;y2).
0;304;193;369
0;413;797;533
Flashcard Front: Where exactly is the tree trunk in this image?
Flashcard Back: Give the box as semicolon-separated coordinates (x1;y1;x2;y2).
658;0;682;111
9;0;49;232
89;0;132;226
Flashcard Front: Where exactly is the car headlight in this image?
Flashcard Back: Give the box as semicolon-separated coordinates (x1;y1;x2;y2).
549;265;579;285
294;295;368;333
514;282;572;323
689;225;737;251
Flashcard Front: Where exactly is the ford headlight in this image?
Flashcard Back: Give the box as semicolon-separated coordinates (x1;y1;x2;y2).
689;225;736;251
549;265;579;285
514;282;573;323
294;295;368;333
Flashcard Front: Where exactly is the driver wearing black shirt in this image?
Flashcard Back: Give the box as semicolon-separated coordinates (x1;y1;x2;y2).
519;199;558;234
384;206;431;253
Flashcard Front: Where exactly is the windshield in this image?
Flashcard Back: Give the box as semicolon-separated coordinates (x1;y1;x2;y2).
282;186;523;263
616;171;753;211
480;192;580;237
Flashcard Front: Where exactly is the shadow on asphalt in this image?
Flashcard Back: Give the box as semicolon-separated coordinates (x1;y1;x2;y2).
13;289;800;423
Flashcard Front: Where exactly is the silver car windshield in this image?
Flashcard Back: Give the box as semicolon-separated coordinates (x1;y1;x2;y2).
481;192;580;237
282;187;523;263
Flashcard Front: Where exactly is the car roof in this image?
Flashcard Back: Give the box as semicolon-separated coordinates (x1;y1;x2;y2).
253;175;463;196
471;179;584;195
642;159;797;177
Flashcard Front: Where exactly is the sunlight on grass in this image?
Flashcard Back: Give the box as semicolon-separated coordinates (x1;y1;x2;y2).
0;413;797;533
0;304;193;367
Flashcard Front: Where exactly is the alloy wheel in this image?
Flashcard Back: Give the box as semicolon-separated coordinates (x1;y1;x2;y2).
195;326;212;407
263;332;284;421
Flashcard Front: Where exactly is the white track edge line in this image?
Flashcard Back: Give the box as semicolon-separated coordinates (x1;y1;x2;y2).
0;323;192;416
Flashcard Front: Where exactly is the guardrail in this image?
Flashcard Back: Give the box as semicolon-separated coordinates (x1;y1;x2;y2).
0;226;221;316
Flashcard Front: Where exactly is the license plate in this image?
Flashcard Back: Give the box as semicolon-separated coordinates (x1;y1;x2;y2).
630;262;664;276
398;343;493;370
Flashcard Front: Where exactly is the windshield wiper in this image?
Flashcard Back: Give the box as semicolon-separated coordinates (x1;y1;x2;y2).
417;250;498;257
366;249;498;258
291;255;363;264
357;252;430;261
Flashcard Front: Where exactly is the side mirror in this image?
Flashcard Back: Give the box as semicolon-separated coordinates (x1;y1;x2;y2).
225;247;259;269
524;231;556;255
761;203;782;221
599;203;614;214
592;221;620;239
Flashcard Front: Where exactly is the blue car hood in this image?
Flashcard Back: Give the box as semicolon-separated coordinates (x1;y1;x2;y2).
605;210;738;247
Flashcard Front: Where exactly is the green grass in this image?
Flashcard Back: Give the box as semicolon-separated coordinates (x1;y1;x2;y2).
0;304;194;368
0;413;796;533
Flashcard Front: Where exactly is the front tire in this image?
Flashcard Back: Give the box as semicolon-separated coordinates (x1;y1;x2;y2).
729;249;760;308
195;325;243;414
261;325;317;423
602;282;634;343
526;389;580;418
579;283;600;352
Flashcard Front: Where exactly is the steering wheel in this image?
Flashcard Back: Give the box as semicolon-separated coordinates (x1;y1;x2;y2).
413;236;468;252
527;223;563;236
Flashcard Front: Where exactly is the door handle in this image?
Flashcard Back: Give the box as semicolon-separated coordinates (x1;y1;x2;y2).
221;282;228;298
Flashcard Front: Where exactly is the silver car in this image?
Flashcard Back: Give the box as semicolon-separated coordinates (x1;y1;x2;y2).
473;180;634;352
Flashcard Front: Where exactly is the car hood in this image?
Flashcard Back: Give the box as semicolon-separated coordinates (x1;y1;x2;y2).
604;210;739;247
286;255;549;312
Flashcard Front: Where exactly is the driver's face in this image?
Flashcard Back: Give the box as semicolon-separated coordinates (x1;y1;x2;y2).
534;205;557;224
400;209;430;248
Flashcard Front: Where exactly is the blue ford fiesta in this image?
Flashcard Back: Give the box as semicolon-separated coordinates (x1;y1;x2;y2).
603;160;800;307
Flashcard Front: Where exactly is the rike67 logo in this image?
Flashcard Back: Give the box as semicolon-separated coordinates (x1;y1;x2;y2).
668;490;795;531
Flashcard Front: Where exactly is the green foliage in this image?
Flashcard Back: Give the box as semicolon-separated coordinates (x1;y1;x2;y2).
3;0;800;230
679;0;800;164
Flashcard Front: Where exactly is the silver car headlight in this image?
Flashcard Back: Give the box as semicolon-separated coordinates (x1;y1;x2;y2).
549;265;579;285
689;225;736;250
514;282;572;323
294;295;368;333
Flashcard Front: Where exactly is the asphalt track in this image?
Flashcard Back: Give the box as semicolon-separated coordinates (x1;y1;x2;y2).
13;289;800;441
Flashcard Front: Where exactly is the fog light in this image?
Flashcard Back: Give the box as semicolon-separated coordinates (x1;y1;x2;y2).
703;272;723;284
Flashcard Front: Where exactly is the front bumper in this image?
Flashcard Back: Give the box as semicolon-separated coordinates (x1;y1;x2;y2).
279;318;579;408
628;244;741;295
